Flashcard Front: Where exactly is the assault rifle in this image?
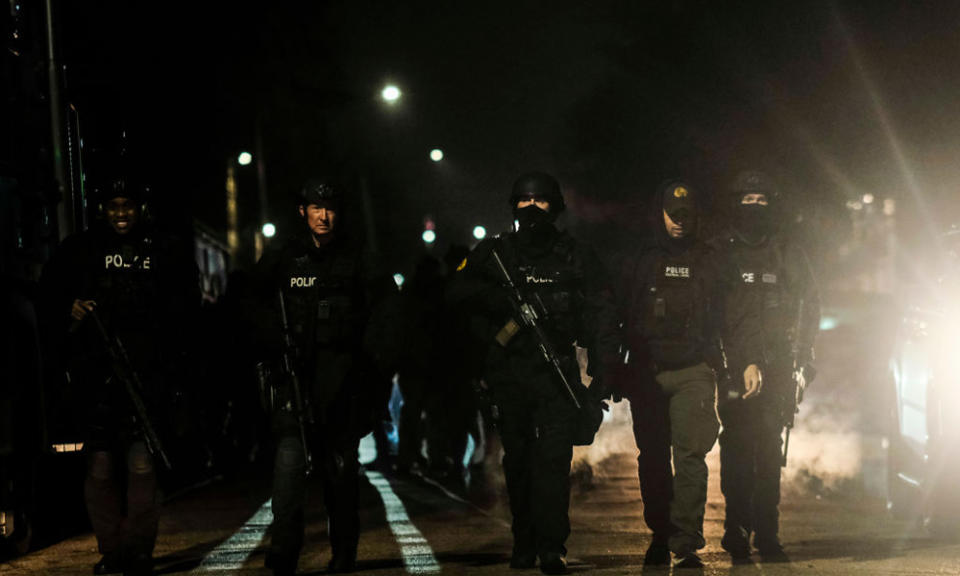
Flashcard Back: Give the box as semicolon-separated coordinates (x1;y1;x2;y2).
88;310;172;470
490;247;581;409
277;290;314;475
782;298;807;467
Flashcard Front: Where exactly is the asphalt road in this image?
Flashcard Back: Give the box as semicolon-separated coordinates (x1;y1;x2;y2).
3;426;960;576
6;301;960;575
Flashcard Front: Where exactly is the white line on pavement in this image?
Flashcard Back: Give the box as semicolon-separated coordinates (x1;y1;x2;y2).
191;499;273;573
366;470;442;574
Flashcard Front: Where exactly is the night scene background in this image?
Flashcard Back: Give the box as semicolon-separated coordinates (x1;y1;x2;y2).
6;0;960;571
8;0;960;280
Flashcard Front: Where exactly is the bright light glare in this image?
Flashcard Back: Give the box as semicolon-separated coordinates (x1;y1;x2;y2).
422;229;436;244
262;222;276;238
862;193;875;204
430;149;444;162
381;85;401;103
238;152;253;166
472;225;486;240
393;273;405;288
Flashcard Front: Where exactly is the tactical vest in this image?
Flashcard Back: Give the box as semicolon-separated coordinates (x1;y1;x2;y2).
501;233;584;351
726;236;795;354
630;248;709;368
92;234;158;333
281;246;364;350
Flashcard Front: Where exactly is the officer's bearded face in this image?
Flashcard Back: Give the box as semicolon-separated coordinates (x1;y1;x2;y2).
300;203;337;238
105;197;140;235
663;209;687;239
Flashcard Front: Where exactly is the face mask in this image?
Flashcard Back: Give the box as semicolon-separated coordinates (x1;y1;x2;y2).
515;204;553;230
736;204;773;238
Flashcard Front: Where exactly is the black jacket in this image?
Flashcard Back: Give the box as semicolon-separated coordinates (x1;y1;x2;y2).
446;227;620;387
708;229;819;371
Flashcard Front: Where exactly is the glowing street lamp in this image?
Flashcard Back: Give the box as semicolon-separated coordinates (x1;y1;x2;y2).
473;225;486;240
430;149;444;162
262;222;276;238
422;229;436;244
237;151;253;166
381;84;402;104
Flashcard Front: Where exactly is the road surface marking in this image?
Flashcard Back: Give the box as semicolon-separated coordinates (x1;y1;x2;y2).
366;470;441;574
191;499;273;573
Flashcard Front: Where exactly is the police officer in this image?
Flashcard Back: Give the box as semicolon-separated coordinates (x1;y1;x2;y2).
617;180;762;568
40;175;197;576
254;179;385;576
448;172;618;575
711;171;819;560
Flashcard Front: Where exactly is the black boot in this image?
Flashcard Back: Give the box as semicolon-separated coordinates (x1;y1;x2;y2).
721;527;751;559
539;552;567;575
643;537;671;566
122;554;152;576
93;552;124;575
327;553;357;573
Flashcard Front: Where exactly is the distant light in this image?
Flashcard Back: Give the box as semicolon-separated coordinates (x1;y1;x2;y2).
238;152;253;166
422;229;436;244
846;200;863;211
514;219;520;231
884;198;896;216
472;225;486;240
381;84;401;103
819;316;838;331
424;217;436;231
262;222;276;238
430;149;444;162
393;273;405;288
862;193;875;205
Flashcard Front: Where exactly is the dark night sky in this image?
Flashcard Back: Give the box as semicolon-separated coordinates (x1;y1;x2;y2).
50;1;960;271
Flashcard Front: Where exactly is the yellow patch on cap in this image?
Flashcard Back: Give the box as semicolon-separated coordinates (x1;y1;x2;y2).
456;257;468;271
674;186;688;198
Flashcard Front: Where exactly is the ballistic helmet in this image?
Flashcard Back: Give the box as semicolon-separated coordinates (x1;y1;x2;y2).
508;172;565;214
731;170;779;203
298;179;341;207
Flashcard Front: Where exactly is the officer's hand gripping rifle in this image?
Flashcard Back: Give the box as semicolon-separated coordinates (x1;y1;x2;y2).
88;310;172;471
278;290;314;476
782;298;807;467
490;247;581;409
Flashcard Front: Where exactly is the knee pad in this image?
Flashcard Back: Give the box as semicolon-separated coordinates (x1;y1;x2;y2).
88;451;115;480
127;442;155;476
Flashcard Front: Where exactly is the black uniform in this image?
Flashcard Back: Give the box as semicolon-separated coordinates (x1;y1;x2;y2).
710;227;819;554
253;231;384;575
617;181;762;563
40;216;197;575
448;217;618;569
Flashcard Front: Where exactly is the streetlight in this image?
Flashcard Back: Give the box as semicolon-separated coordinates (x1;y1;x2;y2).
422;229;436;244
237;151;253;166
262;222;276;238
381;84;402;104
430;148;444;162
473;225;486;240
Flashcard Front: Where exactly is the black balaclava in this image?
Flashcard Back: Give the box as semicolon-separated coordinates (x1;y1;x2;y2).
731;170;777;244
510;172;563;252
734;200;775;244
